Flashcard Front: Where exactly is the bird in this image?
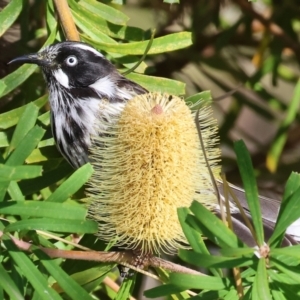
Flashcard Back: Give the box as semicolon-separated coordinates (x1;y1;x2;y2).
9;41;147;169
9;41;299;248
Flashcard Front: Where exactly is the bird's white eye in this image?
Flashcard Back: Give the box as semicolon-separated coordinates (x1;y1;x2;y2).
65;55;78;66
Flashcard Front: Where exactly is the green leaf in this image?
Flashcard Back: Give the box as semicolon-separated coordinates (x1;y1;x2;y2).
179;250;254;268
169;273;232;290
71;8;147;72
144;284;189;298
0;201;87;220
269;172;300;246
177;207;208;254
0;132;9;148
0;0;23;38
3;237;62;300
0;95;48;130
7;103;39;154
126;73;185;95
115;274;136;300
271;245;300;261
26;146;60;164
81;31;192;55
266;79;300;173
69;264;114;290
46;163;93;202
252;258;272;300
70;3;145;41
19;161;73;196
271;258;300;284
189;201;244;248
185;91;212;108
6;126;45;165
178;207;221;277
78;0;129;25
0;79;6;97
1;29;56;98
234;140;264;245
164;0;180;3
32;249;94;300
0;165;42;181
5;218;97;234
0;263;23;300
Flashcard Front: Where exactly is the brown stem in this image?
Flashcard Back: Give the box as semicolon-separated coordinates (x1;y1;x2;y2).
5;232;205;276
53;0;80;41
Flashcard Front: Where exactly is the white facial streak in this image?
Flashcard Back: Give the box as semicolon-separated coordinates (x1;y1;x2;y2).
53;69;70;88
71;44;104;57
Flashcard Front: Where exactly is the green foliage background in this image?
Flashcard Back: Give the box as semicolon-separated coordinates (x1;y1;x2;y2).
1;0;300;299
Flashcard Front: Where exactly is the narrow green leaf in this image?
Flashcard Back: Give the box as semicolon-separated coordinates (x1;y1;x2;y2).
0;132;9;148
115;274;136;300
177;207;208;254
46;164;93;202
7;101;39;155
0;95;48;130
185;91;212;108
144;284;188;298
269;172;300;246
169;273;232;290
3;237;62;300
267;79;300;172
6;126;45;165
0;264;23;300
81;32;192;55
271;258;300;284
7;182;24;201
19;161;73;196
179;250;254;268
178;207;221;277
0;201;87;220
26;146;60;164
234;140;264;245
0;0;23;38
0;165;42;181
73;12;147;72
0;80;6;97
271;245;300;260
189;201;244;248
1;29;56;98
37;111;50;126
252;259;272;300
33;249;94;300
126;73;185;95
78;0;129;25
4;218;98;234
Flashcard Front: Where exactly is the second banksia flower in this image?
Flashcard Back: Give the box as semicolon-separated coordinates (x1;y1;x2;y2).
87;93;221;254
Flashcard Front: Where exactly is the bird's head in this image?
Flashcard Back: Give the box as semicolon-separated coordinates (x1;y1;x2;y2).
9;41;115;88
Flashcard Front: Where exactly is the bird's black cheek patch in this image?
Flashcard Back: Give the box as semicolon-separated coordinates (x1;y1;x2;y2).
74;62;114;87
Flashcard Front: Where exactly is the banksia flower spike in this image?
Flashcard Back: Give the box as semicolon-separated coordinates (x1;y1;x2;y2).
87;93;221;254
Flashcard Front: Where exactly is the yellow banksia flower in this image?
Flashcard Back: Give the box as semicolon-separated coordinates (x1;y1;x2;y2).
87;92;221;254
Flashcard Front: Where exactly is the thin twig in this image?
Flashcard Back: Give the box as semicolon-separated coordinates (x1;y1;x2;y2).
53;0;80;41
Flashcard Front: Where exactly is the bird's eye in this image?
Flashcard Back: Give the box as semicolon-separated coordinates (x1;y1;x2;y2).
65;55;78;66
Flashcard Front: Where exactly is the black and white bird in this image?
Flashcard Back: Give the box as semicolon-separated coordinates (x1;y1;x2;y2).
9;41;147;168
9;41;300;246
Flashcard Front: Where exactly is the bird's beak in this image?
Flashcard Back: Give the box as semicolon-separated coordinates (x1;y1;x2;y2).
8;53;50;67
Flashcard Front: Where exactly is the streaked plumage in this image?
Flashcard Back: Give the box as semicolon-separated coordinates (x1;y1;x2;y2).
9;41;147;168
